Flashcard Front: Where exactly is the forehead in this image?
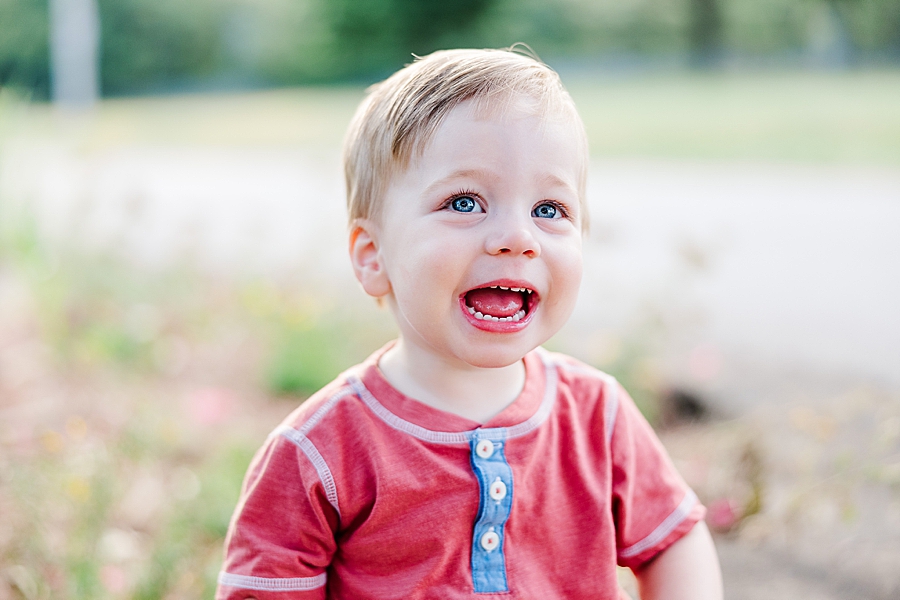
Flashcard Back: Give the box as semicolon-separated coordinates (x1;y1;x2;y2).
398;96;587;190
413;93;583;158
429;98;576;154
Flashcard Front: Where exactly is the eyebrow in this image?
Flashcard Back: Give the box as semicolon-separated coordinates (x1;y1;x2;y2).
424;168;578;197
538;172;579;196
422;168;494;195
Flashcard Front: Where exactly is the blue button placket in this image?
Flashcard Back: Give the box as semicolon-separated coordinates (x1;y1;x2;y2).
469;430;514;593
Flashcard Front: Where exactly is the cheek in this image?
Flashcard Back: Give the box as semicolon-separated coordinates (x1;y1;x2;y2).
552;233;583;269
384;233;462;299
550;242;584;308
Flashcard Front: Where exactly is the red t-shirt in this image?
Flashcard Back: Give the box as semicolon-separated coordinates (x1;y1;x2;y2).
217;346;704;600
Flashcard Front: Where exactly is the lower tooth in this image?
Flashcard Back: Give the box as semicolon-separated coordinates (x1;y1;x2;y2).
472;311;524;322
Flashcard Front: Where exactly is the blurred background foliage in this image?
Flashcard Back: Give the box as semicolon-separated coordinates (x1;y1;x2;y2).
0;209;395;599
1;1;899;598
2;0;900;98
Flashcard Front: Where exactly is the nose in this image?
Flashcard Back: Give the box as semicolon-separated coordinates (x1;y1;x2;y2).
485;214;541;258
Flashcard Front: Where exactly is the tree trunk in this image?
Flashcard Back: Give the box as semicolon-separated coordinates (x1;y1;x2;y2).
688;0;722;68
49;0;100;107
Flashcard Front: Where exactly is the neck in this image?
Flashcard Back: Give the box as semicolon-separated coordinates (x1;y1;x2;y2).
378;338;526;424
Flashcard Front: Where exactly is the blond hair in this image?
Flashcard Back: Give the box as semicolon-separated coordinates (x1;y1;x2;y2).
342;47;589;230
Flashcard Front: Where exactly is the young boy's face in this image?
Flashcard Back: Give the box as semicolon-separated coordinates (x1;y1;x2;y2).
354;96;584;369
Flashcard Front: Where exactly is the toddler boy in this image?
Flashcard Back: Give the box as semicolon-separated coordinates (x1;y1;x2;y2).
217;48;722;599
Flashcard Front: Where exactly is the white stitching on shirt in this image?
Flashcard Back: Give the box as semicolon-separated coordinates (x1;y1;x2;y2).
218;571;327;591
277;426;340;517
346;350;558;444
551;359;619;443
506;350;558;439
551;357;694;560
349;375;472;443
603;378;619;444
618;490;698;559
297;386;355;436
270;387;353;519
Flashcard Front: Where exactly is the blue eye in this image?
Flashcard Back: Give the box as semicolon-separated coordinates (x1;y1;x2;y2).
451;196;478;213
533;202;560;219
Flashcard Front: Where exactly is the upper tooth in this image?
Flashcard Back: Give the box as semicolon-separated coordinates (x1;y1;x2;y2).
482;285;533;293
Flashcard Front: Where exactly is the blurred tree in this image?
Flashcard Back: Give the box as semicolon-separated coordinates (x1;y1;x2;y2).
721;0;809;54
321;0;498;79
0;0;50;99
819;0;900;58
49;0;100;106
688;0;723;66
811;0;854;64
493;0;694;59
1;0;899;99
96;0;224;95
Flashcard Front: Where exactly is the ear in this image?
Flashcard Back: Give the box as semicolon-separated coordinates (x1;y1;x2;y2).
349;219;391;298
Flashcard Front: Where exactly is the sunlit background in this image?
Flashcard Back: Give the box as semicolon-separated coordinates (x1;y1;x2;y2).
1;1;899;598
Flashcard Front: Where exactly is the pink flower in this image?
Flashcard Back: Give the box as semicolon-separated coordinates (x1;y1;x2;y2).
99;564;127;594
708;497;740;532
186;387;236;426
688;344;722;383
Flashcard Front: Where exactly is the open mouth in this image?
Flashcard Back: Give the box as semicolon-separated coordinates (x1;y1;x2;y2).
462;284;538;323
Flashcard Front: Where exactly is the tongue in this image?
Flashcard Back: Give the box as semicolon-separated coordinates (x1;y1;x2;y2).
466;288;524;318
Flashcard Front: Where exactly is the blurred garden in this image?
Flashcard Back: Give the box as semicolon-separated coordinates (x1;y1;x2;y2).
1;0;900;599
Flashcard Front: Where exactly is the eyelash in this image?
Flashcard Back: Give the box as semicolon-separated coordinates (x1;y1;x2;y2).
535;200;570;219
441;191;572;220
442;189;483;210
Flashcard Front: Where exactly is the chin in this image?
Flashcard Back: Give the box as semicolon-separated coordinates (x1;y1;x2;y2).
456;342;535;369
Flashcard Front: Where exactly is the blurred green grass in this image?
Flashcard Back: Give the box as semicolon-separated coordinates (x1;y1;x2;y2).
570;70;900;164
3;69;899;164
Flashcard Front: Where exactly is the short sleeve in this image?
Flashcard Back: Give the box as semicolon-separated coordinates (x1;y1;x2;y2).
216;432;339;600
609;385;705;570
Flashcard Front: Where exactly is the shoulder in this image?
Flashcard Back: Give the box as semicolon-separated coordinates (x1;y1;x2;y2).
538;349;619;402
278;374;359;434
540;349;613;381
536;349;622;440
267;364;379;460
273;344;396;444
247;365;377;519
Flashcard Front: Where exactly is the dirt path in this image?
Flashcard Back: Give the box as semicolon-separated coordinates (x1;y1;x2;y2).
717;539;896;600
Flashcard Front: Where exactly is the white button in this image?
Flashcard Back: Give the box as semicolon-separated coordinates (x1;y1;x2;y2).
489;478;507;501
480;530;500;552
475;440;494;459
